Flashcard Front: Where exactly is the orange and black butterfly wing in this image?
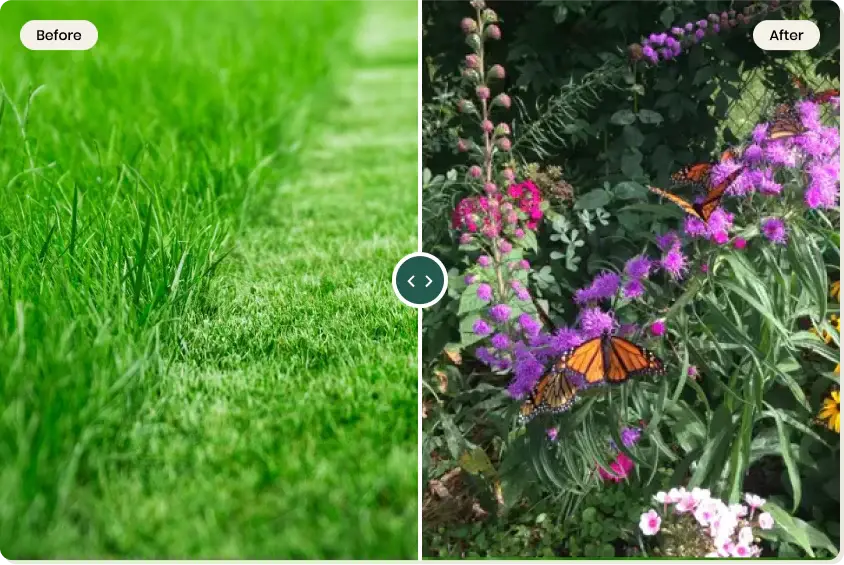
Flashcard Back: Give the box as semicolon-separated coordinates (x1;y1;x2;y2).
671;163;712;189
519;357;579;423
793;75;811;98
812;89;840;104
559;337;607;389
695;167;742;221
648;185;704;221
604;336;665;384
770;103;804;140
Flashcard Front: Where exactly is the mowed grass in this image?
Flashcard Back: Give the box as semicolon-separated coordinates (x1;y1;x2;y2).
0;0;417;559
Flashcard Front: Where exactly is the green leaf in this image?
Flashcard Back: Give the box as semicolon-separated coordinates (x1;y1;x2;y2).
764;501;838;557
693;66;716;85
574;189;611;210
609;109;636;126
622;125;644;147
637;109;664;125
770;410;801;512
459;447;496;478
459;284;488;315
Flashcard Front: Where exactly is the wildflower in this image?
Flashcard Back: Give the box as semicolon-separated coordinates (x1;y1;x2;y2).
481;119;494;133
731;544;753;558
575;272;620;304
489;304;511;323
550;327;584;353
473;319;492;336
478;255;492;267
688;365;698;378
660;246;688;280
547;427;558;441
507;348;545;398
742;143;763;163
757;512;774;530
639;509;662;536
490;333;510;350
623;279;645;299
477;283;493;302
518;313;541;337
831;280;840;301
468;165;482;178
655;230;680;251
475;346;495;366
598;452;634;482
465;54;480;68
464;274;477;285
483;182;497;194
499;239;512;253
495;123;510;136
738;526;754;545
457;138;471;152
694;499;719;527
515;288;530;301
459;233;473;244
579;307;615;338
730;503;749;518
744;494;766;510
625;255;651;279
487;64;505;80
496;137;512;151
751;123;769;143
620;426;641;447
734;237;747;250
818;389;840;433
519;259;530;270
760;217;787;245
476;86;490;100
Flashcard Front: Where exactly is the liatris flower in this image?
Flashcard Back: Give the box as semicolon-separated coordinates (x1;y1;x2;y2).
477;283;493;302
624;255;652;279
760;217;787;245
579;306;615;338
473;319;492;336
489;304;511;323
464;274;477;285
660;246;688;280
622;279;645;299
507;347;545;398
490;332;510;350
655;230;680;251
518;313;541;337
574;271;621;304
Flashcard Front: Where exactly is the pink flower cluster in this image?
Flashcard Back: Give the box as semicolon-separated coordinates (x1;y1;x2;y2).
507;180;543;230
640;488;774;558
452;193;502;237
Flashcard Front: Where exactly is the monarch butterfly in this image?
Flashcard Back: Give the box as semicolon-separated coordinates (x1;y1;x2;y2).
518;334;665;423
793;75;840;104
670;148;739;189
769;103;805;140
518;356;580;423
649;167;743;222
561;334;665;387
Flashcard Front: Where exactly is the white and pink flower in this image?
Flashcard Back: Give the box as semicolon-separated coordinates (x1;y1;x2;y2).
639;509;662;536
757;512;774;530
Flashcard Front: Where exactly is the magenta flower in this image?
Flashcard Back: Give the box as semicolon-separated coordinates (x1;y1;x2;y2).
624;255;652;279
761;217;788;245
734;237;747;250
650;320;666;336
660;246;688;280
579;307;615;339
687;365;698;377
598;452;634;482
478;255;491;267
473;319;492;336
518;313;541;337
623;279;645;299
477;283;493;302
751;123;769;144
489;304;511;323
655;231;680;252
464;274;477;285
547;427;559;441
490;332;510;350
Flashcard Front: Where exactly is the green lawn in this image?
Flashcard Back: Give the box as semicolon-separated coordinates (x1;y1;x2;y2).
0;1;418;558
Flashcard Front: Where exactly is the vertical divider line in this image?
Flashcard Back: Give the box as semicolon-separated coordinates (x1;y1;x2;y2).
416;0;424;560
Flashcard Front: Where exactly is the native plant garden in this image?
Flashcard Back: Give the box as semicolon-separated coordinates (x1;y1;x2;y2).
421;0;840;558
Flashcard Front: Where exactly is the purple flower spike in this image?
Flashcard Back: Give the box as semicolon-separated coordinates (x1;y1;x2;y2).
579;307;615;339
489;304;512;323
761;217;788;245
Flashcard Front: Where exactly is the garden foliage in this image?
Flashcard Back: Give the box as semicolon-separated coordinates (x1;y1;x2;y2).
422;0;840;558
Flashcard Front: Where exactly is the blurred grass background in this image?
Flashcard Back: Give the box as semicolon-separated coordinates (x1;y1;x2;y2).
0;0;417;558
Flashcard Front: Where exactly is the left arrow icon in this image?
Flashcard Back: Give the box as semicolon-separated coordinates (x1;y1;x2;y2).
408;275;415;287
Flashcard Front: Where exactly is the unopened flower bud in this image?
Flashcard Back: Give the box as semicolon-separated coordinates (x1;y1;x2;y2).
465;54;480;69
481;119;494;132
459;233;473;244
487;64;506;80
466;33;481;51
468;165;482;178
457;138;471;152
457;99;476;114
460;17;478;34
496;137;512;152
500;202;513;213
492;93;511;109
708;13;719;22
484;24;501;40
628;43;643;61
482;8;498;23
476;86;491;100
502;168;515;181
470;0;486;9
728;19;737;27
495;123;511;136
462;68;480;82
484;182;497;194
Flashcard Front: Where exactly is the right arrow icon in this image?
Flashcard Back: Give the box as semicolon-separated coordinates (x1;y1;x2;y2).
425;275;433;288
